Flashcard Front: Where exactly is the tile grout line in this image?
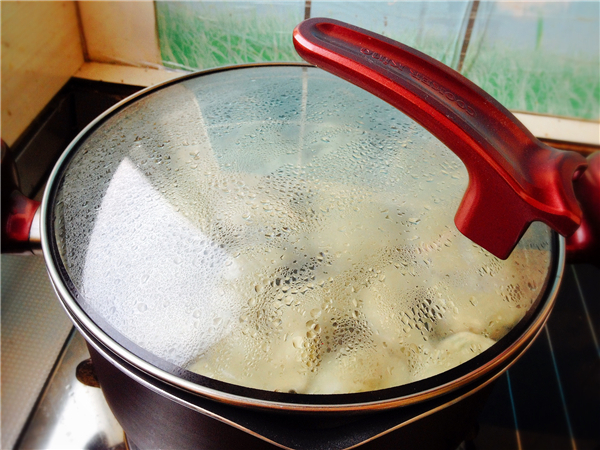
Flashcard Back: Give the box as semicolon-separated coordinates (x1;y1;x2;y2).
545;326;578;450
571;265;600;359
457;0;479;73
505;370;523;450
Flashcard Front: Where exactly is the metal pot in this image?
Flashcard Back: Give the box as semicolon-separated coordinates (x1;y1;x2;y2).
3;19;599;450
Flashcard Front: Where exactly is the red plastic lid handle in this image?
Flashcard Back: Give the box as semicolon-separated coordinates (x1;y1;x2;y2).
293;18;588;259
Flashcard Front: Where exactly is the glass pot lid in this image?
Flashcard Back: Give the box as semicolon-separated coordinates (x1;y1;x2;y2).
49;65;553;396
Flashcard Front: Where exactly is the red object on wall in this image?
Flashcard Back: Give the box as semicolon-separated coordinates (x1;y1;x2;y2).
1;140;40;253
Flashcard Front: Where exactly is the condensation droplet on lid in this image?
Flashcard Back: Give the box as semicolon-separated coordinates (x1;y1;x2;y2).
292;336;304;349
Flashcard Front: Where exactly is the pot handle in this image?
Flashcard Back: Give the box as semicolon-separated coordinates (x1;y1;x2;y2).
293;18;589;260
1;140;41;254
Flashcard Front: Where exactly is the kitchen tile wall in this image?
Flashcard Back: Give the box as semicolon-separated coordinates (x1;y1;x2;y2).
155;1;598;121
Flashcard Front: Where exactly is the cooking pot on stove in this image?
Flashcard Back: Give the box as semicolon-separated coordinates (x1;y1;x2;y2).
3;19;599;450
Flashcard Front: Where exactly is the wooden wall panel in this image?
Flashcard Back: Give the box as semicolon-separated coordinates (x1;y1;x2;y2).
1;1;84;146
77;1;161;68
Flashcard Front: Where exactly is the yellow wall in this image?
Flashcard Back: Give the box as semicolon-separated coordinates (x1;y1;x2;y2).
0;1;161;147
1;1;84;146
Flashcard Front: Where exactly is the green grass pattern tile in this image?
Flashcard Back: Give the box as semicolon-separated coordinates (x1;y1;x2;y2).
156;1;303;71
156;1;599;120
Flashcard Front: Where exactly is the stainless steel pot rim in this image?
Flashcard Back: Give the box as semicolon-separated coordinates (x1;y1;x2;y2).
40;63;565;412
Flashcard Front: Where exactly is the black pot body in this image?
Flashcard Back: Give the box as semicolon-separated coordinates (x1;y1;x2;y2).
88;343;499;450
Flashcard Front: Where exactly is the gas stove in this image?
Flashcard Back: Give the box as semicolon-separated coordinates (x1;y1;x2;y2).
2;78;599;450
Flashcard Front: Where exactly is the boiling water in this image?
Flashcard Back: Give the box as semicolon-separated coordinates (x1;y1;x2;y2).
53;67;552;394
